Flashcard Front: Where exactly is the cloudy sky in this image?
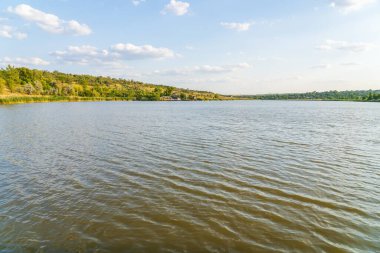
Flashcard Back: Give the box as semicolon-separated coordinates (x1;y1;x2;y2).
1;0;380;94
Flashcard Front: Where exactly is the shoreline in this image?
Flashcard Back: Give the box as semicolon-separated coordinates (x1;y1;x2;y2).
0;95;235;105
0;96;134;105
0;95;378;105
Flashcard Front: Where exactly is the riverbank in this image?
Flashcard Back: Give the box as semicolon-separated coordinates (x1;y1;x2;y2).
0;95;134;105
0;67;230;103
0;95;236;105
1;95;379;105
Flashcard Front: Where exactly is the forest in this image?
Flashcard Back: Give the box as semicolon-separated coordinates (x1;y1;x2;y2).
236;90;380;101
0;66;226;103
1;66;378;104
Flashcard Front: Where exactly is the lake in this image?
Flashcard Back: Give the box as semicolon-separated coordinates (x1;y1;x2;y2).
0;101;379;252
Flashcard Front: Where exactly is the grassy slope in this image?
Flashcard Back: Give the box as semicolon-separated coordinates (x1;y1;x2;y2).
0;67;233;104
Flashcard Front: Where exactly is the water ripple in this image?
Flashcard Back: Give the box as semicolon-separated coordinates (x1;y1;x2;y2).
0;101;379;252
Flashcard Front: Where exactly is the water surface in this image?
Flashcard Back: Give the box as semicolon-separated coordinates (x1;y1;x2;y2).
0;101;379;252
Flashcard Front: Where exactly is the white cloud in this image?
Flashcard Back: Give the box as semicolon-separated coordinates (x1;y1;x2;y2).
132;0;146;6
311;64;332;69
91;61;132;77
49;46;132;75
0;25;27;39
162;0;190;16
51;45;110;65
317;39;374;52
330;0;376;13
66;20;91;35
195;63;251;73
1;57;50;66
65;45;103;56
220;22;253;32
153;63;251;76
340;62;361;66
51;43;176;64
311;62;362;69
7;4;91;35
111;43;176;59
254;56;285;62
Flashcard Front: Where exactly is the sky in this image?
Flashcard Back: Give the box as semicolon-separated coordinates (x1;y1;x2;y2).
1;0;380;95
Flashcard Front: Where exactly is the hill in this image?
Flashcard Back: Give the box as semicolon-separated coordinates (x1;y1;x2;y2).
0;66;230;104
235;90;380;102
1;66;378;104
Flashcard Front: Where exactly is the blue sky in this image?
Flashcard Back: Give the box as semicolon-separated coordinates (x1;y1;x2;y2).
1;0;380;94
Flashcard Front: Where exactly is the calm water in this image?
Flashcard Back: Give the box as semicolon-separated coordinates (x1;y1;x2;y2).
0;101;379;252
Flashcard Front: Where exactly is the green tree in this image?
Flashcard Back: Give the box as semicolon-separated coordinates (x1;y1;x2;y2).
62;84;75;96
34;81;44;95
154;87;163;95
180;93;187;100
0;66;227;101
23;83;35;95
0;77;6;94
164;87;174;96
4;65;20;92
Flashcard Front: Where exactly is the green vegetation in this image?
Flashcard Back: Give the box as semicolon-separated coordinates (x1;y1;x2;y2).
1;66;378;104
0;96;134;105
0;66;229;104
236;90;380;102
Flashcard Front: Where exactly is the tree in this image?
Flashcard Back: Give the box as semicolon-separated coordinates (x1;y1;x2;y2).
164;87;174;96
34;81;44;95
0;66;225;101
23;83;35;95
154;87;163;95
4;65;20;92
62;84;75;96
148;91;161;101
180;93;187;100
0;77;6;94
73;84;83;96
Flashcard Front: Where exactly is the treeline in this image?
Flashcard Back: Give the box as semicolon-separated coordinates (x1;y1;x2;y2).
0;66;224;101
237;90;380;101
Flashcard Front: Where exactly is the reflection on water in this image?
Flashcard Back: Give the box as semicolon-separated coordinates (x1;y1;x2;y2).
0;101;379;252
